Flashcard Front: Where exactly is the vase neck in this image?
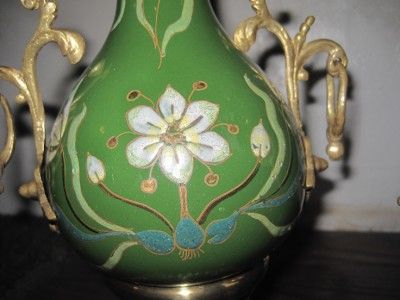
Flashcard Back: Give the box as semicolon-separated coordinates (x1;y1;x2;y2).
101;0;229;71
112;0;214;33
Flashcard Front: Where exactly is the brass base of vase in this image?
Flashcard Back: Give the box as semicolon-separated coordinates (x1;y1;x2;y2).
108;257;269;300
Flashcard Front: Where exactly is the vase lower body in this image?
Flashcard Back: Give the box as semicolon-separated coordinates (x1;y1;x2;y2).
107;257;269;300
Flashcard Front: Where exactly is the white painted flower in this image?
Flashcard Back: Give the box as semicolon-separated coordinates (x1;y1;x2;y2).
126;86;230;184
251;121;270;159
87;154;106;184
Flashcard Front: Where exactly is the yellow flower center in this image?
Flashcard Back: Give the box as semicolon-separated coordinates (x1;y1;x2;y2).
161;130;185;145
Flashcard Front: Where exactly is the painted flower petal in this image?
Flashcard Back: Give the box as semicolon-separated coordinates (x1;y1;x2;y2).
159;86;186;124
185;131;230;164
87;155;106;184
251;121;270;158
178;101;219;133
126;136;163;168
127;105;168;135
159;145;193;184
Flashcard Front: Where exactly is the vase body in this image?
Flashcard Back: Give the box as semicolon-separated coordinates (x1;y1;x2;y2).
45;0;305;285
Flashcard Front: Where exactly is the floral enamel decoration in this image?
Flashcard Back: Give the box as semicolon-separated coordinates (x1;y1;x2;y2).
125;85;231;189
58;76;299;267
251;120;270;159
87;154;106;184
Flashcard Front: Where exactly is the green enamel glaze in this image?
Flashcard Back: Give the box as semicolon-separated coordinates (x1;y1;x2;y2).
161;0;194;57
102;241;138;270
111;0;126;32
136;0;156;40
67;106;130;233
245;212;293;237
244;74;288;202
45;0;305;284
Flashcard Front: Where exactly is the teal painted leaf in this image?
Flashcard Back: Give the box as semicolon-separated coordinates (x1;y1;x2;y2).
206;213;239;245
55;204;136;243
175;218;205;250
136;230;174;254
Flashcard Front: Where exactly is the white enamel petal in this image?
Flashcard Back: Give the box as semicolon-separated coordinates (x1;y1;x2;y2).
178;101;219;133
127;106;168;135
251;121;270;158
126;136;163;168
87;155;106;184
159;145;193;184
159;86;186;123
185;131;230;164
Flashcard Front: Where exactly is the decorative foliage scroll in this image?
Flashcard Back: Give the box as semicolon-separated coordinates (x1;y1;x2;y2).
233;0;349;189
0;0;85;225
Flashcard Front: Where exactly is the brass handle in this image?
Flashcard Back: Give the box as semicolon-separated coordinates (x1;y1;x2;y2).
233;0;348;190
0;0;85;227
0;95;15;194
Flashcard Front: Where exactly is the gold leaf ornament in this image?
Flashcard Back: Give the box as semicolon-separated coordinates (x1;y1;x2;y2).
21;0;42;10
234;0;349;190
0;0;86;224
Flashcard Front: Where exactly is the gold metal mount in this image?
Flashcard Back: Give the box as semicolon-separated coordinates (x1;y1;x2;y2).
109;257;269;300
0;0;85;226
233;0;349;190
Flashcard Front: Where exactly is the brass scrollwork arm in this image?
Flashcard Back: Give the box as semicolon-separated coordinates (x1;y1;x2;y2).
0;95;15;194
0;0;85;226
233;0;349;190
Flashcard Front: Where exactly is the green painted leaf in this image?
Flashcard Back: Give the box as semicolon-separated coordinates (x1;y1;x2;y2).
246;212;292;237
161;0;194;57
102;241;138;270
67;106;130;232
111;0;126;31
136;0;155;40
245;75;288;201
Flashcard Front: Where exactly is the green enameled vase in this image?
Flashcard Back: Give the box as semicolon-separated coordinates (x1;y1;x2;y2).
42;0;347;299
0;0;350;298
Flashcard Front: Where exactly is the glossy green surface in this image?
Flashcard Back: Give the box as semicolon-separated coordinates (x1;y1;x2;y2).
45;0;305;284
